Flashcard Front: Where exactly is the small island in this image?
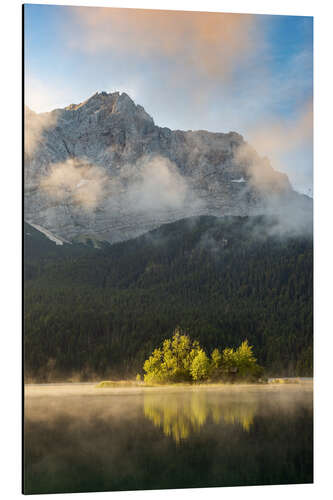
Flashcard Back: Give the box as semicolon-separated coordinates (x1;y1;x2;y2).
96;328;264;387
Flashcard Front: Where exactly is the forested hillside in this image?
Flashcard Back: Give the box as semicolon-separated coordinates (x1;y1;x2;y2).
24;216;313;381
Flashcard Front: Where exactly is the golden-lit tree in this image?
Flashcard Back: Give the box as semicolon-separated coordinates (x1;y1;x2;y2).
143;331;263;383
143;328;202;383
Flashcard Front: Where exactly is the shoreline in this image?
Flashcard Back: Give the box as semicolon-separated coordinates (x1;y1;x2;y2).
24;379;313;399
24;376;313;388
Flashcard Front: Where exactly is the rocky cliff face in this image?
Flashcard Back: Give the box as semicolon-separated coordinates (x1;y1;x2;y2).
24;91;310;243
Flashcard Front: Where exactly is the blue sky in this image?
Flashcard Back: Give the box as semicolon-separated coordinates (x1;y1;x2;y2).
24;4;313;194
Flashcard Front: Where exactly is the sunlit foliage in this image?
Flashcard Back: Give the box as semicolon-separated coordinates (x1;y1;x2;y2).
143;331;262;383
190;350;210;381
143;329;202;383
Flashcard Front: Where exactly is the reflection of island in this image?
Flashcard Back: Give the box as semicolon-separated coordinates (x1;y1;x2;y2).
144;392;256;442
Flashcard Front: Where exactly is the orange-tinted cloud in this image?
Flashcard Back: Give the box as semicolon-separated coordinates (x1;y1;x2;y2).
69;7;258;80
234;99;313;194
247;99;313;156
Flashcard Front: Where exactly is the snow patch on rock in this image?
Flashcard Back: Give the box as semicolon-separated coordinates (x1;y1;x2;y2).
27;222;70;246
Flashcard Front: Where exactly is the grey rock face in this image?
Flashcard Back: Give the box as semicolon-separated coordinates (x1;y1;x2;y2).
24;91;309;243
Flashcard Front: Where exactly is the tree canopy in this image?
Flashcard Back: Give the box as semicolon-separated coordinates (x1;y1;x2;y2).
142;330;263;384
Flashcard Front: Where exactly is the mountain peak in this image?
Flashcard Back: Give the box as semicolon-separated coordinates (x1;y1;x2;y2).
65;91;117;111
63;91;154;124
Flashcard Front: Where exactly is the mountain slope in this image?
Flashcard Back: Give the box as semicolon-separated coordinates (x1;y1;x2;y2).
24;91;312;243
24;215;313;381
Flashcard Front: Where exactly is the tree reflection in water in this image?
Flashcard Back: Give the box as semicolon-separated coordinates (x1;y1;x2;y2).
144;391;256;442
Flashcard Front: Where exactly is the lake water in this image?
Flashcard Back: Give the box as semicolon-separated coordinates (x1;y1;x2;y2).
24;382;313;494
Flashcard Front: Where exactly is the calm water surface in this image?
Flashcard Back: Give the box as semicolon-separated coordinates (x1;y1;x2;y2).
24;382;313;494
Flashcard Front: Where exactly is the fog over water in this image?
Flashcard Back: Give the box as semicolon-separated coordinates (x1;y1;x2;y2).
24;383;313;494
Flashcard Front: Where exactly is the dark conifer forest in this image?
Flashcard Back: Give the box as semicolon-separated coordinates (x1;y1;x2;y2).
24;216;313;381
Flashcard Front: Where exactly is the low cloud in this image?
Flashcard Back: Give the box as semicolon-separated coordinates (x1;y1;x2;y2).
231;98;313;197
24;107;57;156
40;155;200;215
234;142;291;194
229;137;313;237
40;158;108;210
124;155;190;212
